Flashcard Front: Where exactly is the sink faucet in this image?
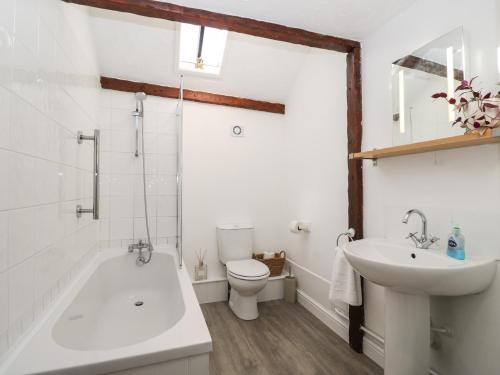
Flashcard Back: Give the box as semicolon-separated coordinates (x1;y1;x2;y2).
402;209;439;249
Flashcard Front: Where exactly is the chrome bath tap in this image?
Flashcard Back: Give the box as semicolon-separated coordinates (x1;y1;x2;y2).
128;239;152;265
402;209;439;249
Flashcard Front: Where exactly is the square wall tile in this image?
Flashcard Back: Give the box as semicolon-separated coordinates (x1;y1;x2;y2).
109;196;134;219
111;108;133;131
110;91;135;110
157;217;177;237
111;129;135;153
134;194;157;219
157;195;177;217
111;152;139;175
158;155;177;174
133;217;157;241
157;175;177;196
109;174;135;197
158;134;177;155
109;218;133;241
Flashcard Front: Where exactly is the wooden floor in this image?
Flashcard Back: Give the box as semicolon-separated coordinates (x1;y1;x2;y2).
202;300;383;375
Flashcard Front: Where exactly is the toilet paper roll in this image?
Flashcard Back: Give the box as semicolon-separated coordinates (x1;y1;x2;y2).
289;220;300;233
263;251;275;259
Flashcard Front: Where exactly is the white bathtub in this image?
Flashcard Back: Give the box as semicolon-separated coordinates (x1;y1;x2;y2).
1;247;212;375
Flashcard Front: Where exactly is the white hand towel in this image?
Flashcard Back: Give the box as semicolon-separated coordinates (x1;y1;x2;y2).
328;246;362;306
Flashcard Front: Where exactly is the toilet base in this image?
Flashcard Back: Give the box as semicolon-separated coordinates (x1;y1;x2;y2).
229;289;259;320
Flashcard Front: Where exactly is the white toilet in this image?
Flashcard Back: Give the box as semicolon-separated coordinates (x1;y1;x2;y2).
217;224;270;320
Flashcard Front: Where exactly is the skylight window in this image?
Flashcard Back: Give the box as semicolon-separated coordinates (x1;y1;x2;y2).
178;23;228;76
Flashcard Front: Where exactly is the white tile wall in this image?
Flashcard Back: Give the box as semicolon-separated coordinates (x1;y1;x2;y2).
99;90;178;248
0;0;101;360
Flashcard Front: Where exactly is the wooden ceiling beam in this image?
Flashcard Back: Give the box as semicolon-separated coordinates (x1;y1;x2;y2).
63;0;359;53
393;55;464;81
101;77;286;114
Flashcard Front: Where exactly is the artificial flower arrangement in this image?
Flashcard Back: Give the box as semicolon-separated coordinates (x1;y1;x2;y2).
432;77;499;135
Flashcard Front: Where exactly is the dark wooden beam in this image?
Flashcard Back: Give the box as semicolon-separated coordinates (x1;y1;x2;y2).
100;77;286;114
346;46;364;353
393;55;464;81
62;0;359;53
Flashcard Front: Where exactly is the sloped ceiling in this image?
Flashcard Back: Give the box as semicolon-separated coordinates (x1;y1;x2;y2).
88;0;418;103
89;9;312;103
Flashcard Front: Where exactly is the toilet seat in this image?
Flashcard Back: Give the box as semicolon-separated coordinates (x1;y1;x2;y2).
226;259;270;280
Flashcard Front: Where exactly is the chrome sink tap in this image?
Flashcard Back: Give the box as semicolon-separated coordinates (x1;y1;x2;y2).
402;209;439;249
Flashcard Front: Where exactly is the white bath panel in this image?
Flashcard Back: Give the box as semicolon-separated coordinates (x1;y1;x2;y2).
107;353;209;375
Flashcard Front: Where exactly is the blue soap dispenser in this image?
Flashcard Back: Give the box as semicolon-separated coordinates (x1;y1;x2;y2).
446;226;465;260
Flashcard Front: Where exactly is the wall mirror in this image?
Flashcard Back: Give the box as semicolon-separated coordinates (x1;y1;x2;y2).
391;27;466;146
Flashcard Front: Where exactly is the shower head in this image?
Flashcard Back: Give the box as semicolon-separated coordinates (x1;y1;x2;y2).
134;92;147;117
135;92;147;101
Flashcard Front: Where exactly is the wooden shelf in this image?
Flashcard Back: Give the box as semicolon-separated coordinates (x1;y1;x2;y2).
349;129;500;160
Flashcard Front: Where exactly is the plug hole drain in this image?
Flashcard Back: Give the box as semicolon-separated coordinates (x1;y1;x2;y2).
134;301;144;307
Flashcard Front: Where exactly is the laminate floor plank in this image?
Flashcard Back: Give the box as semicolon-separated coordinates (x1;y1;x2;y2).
201;300;383;375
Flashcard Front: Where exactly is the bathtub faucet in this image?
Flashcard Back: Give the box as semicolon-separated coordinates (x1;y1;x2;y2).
128;239;152;265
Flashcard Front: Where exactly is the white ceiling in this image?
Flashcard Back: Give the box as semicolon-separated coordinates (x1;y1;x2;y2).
89;9;313;103
87;0;418;103
159;0;418;40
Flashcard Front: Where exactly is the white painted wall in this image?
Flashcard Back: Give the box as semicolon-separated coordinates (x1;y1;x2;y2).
182;102;286;279
182;48;348;289
0;0;101;360
98;91;178;248
281;48;348;310
362;0;500;373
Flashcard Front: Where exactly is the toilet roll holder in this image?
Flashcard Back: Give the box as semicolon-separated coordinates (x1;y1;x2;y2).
336;228;356;246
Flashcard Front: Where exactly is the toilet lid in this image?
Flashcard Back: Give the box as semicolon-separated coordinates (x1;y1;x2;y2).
226;259;270;279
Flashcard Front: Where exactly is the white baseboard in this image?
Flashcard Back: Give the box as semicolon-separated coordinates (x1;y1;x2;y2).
296;289;384;368
296;289;349;342
363;337;384;368
193;279;228;304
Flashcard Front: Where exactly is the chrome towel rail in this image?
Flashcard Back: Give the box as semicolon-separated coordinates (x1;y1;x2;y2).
336;228;355;246
76;129;100;220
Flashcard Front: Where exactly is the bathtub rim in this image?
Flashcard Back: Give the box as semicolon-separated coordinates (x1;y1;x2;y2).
1;246;212;375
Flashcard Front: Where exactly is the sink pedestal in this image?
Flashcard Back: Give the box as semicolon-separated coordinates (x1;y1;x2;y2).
343;238;497;375
385;290;429;375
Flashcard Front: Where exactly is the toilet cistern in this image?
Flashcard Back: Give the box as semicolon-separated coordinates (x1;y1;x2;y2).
402;209;439;249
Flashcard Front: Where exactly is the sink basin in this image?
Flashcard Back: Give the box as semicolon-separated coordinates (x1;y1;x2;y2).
343;238;497;375
343;238;496;296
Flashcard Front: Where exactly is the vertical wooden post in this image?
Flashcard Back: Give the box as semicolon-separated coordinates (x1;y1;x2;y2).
346;46;364;353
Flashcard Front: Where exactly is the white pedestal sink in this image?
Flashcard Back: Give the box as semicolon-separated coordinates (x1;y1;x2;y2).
343;238;496;375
